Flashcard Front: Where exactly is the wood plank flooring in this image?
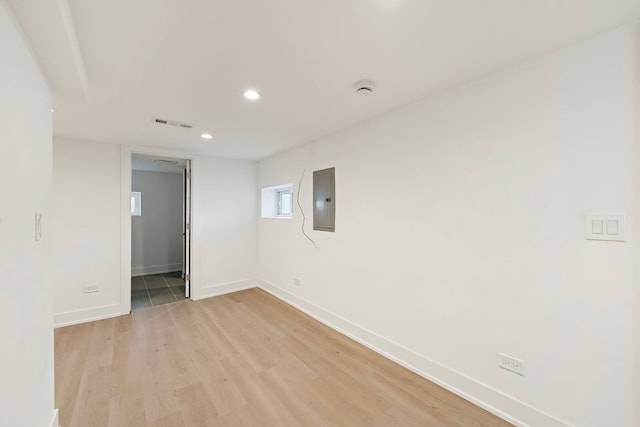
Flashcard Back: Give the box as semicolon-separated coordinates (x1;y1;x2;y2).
54;288;513;427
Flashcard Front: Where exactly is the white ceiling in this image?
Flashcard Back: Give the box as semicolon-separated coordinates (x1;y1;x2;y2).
8;0;640;160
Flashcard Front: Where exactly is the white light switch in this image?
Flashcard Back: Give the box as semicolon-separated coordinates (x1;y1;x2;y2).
35;212;42;242
591;220;603;234
585;213;626;242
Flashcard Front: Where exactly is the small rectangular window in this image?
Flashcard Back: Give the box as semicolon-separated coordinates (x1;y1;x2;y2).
131;192;142;216
261;184;293;219
276;189;293;217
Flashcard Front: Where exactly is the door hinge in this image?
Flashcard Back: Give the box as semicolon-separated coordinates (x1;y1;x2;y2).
186;274;191;281
186;223;190;232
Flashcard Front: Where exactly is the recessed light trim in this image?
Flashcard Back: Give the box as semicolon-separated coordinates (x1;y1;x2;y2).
354;80;376;95
244;90;260;100
201;133;213;140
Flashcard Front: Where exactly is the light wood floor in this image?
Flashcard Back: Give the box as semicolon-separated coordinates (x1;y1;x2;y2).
55;288;513;427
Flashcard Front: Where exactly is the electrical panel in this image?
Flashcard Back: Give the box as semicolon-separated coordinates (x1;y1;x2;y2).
313;167;335;232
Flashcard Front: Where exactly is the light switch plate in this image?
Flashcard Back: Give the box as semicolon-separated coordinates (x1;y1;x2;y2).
585;213;626;242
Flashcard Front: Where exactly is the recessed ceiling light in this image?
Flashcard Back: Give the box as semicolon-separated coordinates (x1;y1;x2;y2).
244;90;260;100
201;133;213;140
50;109;55;113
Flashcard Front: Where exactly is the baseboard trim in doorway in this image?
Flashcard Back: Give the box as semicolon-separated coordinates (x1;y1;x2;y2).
131;263;183;277
49;408;59;427
258;279;572;427
197;278;257;300
54;303;121;328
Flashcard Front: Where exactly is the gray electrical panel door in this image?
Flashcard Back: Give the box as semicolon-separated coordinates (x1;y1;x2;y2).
313;167;335;232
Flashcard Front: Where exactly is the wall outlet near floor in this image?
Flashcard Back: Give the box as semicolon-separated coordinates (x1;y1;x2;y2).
83;284;99;293
293;278;302;287
497;352;525;376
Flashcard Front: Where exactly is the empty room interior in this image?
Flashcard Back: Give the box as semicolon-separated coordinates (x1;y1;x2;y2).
2;1;640;426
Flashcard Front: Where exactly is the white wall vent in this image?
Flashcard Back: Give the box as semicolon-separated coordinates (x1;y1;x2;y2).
152;117;194;129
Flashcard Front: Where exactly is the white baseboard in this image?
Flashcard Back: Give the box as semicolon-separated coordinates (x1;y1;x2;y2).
49;408;59;427
196;278;257;300
131;263;182;277
54;303;122;328
258;280;572;427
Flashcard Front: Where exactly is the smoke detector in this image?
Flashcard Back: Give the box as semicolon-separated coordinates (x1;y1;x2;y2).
354;80;375;95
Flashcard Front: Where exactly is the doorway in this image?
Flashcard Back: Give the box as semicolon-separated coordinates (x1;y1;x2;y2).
130;153;191;310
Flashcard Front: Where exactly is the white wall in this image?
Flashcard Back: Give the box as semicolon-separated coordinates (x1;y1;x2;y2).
192;156;258;299
131;170;183;276
53;140;259;325
0;1;56;426
258;24;639;427
632;22;640;427
53;138;122;325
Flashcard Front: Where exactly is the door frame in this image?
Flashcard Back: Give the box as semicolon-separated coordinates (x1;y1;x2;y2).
120;145;198;315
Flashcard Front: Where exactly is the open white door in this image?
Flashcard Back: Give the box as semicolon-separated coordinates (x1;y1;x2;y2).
184;160;191;298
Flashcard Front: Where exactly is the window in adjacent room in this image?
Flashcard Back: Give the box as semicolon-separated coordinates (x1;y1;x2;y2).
131;191;142;216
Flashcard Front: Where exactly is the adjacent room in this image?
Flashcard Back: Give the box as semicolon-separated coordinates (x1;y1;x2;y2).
130;154;190;310
2;1;640;427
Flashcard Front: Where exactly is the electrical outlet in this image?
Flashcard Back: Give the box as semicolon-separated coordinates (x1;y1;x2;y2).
497;352;525;376
83;284;99;293
293;278;302;287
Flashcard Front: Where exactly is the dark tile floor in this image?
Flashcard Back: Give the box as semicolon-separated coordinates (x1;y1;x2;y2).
131;271;186;311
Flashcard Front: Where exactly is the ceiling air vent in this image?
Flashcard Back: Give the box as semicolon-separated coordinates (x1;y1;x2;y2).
152;117;194;129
